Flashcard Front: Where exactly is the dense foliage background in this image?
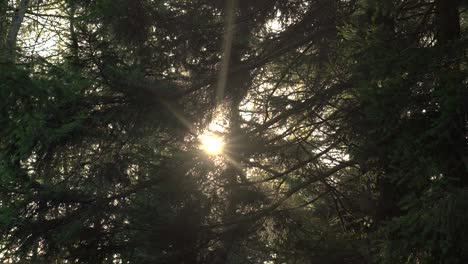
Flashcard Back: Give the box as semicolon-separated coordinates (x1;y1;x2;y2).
0;0;467;263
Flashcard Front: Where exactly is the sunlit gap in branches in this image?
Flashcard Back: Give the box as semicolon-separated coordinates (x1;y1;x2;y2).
197;110;250;176
199;133;225;155
198;109;228;156
20;1;66;59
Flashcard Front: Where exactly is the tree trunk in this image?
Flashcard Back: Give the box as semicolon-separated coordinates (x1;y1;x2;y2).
2;0;30;63
69;0;79;66
435;0;467;187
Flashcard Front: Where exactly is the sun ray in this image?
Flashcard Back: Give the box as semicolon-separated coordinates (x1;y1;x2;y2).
216;0;237;102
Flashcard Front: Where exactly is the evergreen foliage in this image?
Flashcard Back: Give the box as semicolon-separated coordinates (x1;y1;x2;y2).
0;0;466;263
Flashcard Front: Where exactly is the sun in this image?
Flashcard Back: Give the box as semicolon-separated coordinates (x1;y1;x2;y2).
199;133;225;155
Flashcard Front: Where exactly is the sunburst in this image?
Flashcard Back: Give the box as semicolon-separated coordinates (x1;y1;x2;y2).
199;133;225;155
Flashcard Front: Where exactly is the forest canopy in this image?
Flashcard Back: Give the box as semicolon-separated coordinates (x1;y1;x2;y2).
0;0;467;263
